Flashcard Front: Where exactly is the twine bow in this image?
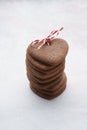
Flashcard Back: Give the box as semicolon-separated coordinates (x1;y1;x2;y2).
30;27;64;49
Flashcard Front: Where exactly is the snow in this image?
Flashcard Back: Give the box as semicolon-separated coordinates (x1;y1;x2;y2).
0;0;87;130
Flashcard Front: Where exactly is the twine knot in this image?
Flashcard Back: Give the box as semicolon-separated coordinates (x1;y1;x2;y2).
30;27;64;49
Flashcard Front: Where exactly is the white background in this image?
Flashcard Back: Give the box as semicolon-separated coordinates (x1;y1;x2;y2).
0;0;87;129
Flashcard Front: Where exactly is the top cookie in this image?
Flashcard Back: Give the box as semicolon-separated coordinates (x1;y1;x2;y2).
27;38;69;66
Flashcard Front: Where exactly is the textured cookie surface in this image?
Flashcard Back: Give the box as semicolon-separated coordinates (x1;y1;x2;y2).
27;38;68;65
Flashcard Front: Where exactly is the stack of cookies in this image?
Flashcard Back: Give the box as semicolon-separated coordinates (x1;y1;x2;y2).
26;38;69;100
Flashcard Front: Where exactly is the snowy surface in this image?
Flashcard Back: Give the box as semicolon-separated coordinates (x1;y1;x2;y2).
0;0;87;130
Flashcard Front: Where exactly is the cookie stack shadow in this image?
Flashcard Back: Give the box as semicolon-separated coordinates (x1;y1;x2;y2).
26;38;69;100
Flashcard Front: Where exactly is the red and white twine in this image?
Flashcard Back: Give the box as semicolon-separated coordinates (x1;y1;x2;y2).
30;27;64;49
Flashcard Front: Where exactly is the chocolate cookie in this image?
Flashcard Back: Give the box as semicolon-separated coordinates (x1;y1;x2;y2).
30;79;66;100
26;60;65;81
27;38;68;66
26;56;65;75
30;72;66;91
28;71;66;90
